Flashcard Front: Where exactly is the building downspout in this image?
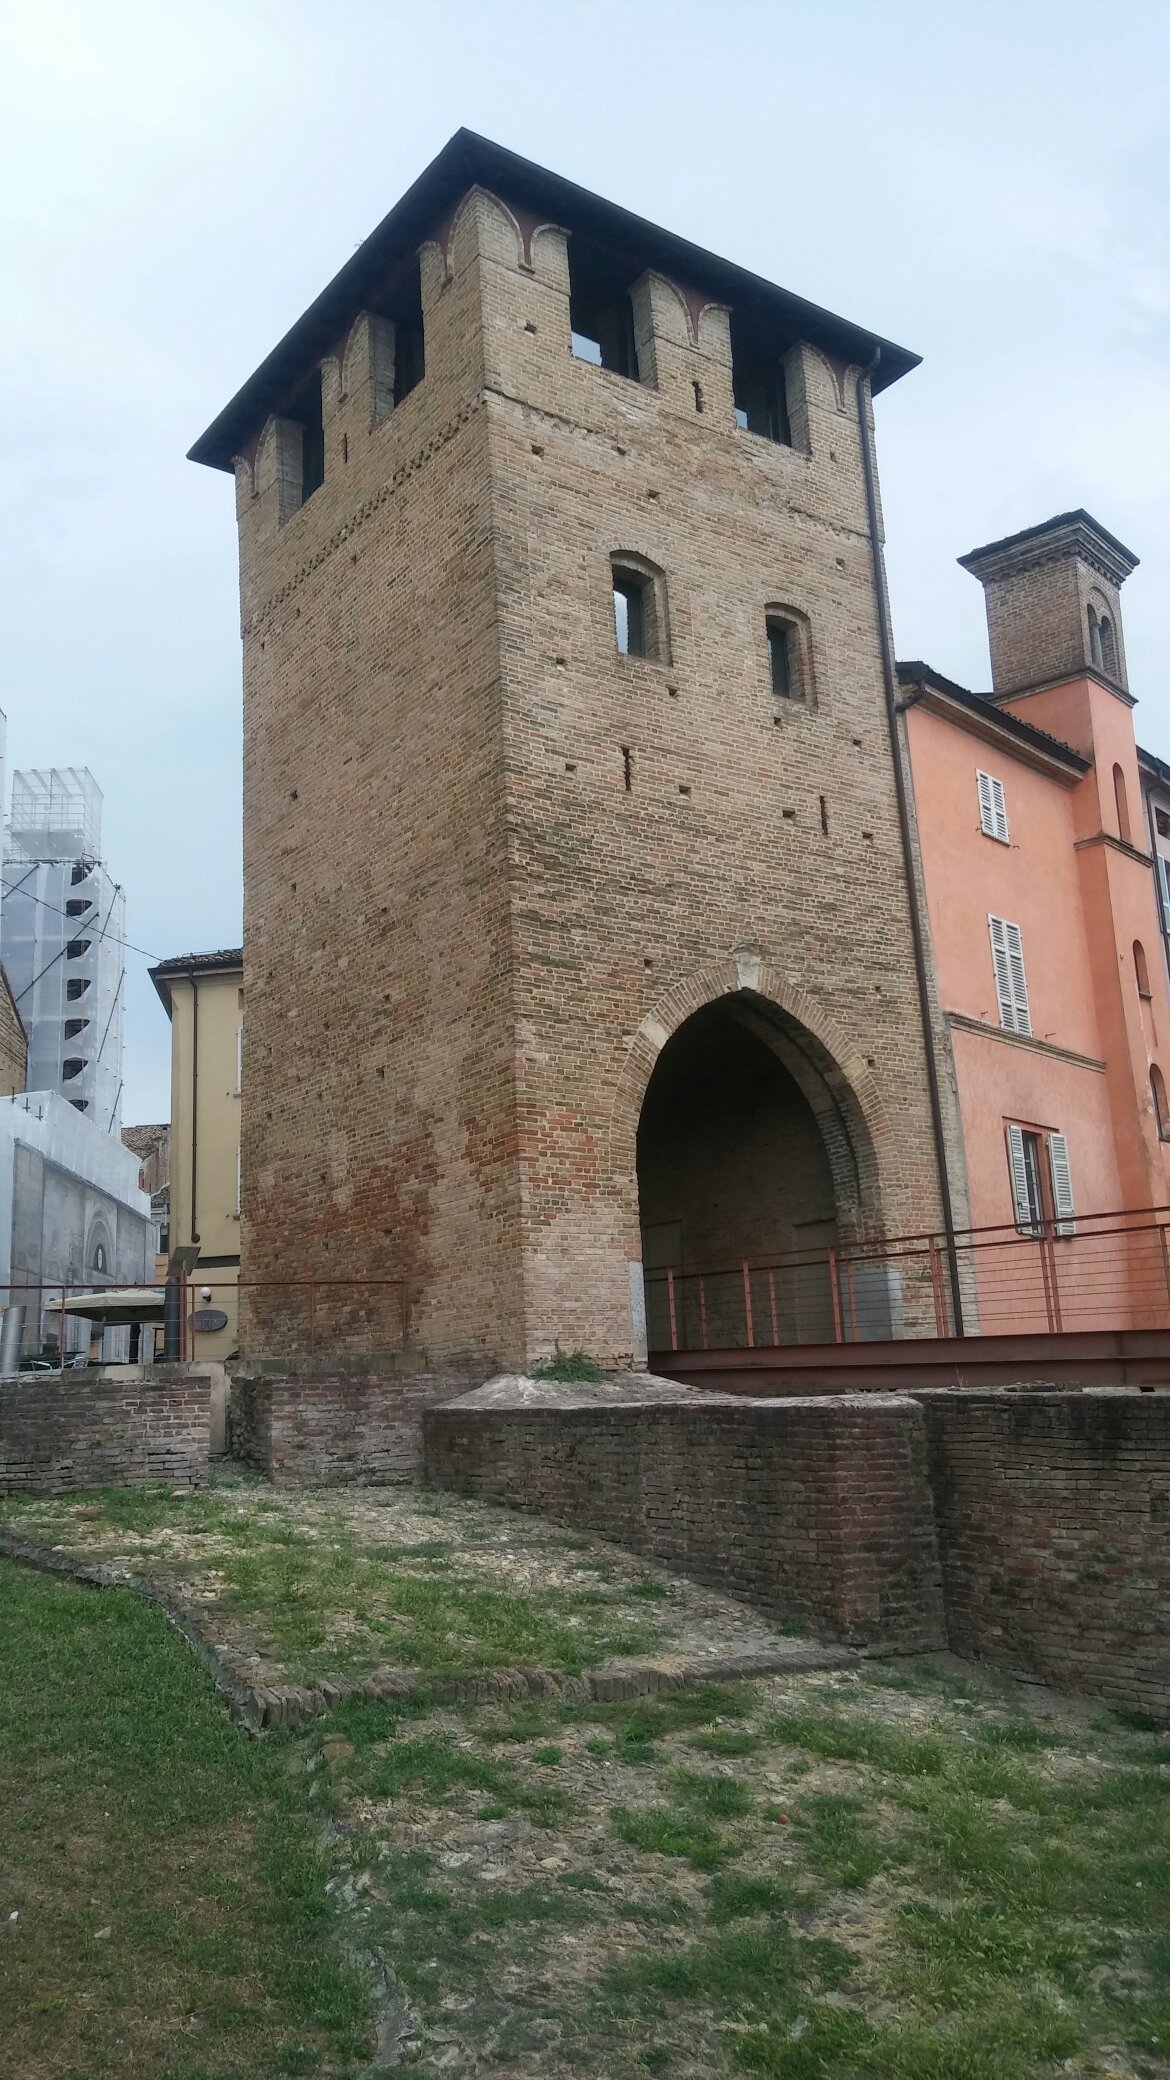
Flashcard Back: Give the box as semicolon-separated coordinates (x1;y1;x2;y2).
855;352;965;1335
189;972;200;1248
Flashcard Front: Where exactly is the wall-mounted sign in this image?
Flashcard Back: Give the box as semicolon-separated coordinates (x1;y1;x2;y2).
188;1308;229;1334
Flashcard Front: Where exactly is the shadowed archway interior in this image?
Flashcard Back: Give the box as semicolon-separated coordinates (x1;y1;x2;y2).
637;1000;843;1348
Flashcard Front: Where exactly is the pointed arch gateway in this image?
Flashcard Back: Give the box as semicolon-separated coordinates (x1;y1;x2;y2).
608;955;894;1352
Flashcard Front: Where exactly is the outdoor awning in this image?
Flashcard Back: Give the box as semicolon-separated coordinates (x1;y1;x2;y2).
41;1288;166;1325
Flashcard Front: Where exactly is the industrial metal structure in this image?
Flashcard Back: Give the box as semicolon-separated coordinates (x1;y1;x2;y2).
1;768;125;1132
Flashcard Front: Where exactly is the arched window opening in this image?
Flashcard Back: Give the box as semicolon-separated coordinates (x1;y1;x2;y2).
766;609;812;706
1134;941;1152;998
611;556;667;662
1088;605;1103;668
1152;1065;1170;1140
1113;763;1132;845
1099;615;1118;677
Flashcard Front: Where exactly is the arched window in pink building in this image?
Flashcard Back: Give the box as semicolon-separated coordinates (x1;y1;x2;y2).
1113;764;1132;845
1134;941;1152;999
1151;1065;1170;1140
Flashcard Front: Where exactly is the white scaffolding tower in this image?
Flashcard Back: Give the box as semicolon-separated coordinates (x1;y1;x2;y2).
2;769;125;1133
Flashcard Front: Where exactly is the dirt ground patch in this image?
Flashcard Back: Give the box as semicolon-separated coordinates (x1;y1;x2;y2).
310;1658;1170;2078
0;1468;814;1691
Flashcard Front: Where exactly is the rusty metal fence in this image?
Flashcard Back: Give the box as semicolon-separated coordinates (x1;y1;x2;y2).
0;1276;409;1371
645;1206;1170;1354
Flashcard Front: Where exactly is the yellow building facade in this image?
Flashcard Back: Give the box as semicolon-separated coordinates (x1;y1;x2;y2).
150;949;242;1360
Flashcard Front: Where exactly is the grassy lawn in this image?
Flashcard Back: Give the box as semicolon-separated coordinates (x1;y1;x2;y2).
0;1478;793;1687
0;1560;372;2080
4;1491;1169;2077
311;1661;1170;2078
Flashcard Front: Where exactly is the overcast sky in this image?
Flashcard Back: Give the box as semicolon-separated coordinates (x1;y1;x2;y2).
2;0;1168;1124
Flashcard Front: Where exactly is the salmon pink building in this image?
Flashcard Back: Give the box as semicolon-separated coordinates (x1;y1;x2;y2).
901;510;1170;1332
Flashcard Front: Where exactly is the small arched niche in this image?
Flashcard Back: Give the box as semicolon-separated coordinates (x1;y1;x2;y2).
1113;763;1133;845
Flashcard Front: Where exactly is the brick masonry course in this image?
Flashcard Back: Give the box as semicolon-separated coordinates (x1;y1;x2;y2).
0;1369;210;1494
424;1390;947;1652
228;1363;480;1485
915;1389;1170;1718
425;1381;1170;1716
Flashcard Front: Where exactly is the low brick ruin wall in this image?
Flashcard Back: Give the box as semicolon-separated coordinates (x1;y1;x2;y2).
424;1393;945;1651
0;1369;210;1494
916;1391;1170;1718
230;1363;473;1484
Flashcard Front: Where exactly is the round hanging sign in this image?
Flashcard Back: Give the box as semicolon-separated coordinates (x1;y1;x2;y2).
188;1308;229;1334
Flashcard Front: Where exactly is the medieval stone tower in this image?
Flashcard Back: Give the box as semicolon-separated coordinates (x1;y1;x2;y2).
191;131;956;1369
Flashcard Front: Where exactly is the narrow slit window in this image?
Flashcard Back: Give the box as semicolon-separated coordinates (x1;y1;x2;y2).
1088;605;1103;668
288;368;324;504
391;261;426;404
1134;940;1152;998
977;770;1009;844
989;915;1032;1035
611;558;665;660
1099;615;1118;677
767;615;805;702
614;574;646;656
1153;1065;1170;1141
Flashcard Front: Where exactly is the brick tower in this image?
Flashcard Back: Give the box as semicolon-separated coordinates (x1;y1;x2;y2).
191;132;956;1369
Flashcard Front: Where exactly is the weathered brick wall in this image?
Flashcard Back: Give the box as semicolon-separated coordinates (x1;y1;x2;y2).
232;176;955;1373
229;1365;467;1485
916;1391;1170;1716
0;1370;209;1494
424;1393;944;1650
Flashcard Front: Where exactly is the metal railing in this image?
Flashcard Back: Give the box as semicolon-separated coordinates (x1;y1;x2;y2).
645;1204;1170;1352
0;1275;410;1372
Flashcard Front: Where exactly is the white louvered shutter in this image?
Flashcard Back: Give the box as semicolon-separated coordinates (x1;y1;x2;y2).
989;916;1032;1035
1047;1133;1076;1237
1005;1124;1039;1234
1158;855;1170;933
977;770;1009;844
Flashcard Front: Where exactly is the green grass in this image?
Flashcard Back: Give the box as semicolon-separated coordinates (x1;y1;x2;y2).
0;1485;672;1681
8;1538;1168;2080
0;1558;371;2080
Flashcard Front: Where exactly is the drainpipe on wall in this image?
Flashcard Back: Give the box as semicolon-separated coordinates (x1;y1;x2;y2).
189;972;200;1248
855;353;965;1336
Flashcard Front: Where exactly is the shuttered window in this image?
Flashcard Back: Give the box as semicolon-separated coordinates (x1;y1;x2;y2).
1047;1132;1076;1236
1157;854;1170;933
977;769;1009;844
989;915;1032;1035
1005;1125;1044;1236
1005;1124;1076;1237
